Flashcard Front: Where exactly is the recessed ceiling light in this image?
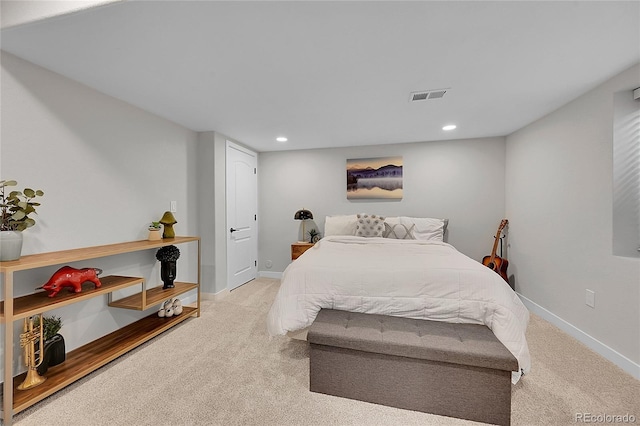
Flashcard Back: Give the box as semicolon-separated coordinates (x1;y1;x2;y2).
442;125;457;131
276;136;288;142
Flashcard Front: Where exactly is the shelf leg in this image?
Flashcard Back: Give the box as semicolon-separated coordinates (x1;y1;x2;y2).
197;239;201;318
141;278;147;310
3;272;15;425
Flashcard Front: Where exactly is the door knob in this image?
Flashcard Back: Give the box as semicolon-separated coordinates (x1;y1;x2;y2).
230;228;238;233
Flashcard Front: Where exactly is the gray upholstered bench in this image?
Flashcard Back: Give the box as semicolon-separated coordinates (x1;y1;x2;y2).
308;309;518;426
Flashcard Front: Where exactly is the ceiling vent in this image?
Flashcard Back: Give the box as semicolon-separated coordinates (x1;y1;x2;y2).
410;88;449;102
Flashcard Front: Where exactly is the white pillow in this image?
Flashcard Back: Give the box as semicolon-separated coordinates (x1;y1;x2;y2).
324;215;358;236
385;216;448;241
410;217;447;241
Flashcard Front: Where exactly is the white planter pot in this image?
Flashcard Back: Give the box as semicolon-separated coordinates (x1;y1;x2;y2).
0;231;23;261
148;229;162;241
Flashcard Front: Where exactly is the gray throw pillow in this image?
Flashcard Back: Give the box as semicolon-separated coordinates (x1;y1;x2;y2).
383;222;416;239
356;213;385;237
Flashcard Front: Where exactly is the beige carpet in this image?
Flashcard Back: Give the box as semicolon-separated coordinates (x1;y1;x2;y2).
13;278;639;425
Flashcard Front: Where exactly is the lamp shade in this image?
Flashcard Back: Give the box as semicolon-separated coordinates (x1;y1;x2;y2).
294;209;313;220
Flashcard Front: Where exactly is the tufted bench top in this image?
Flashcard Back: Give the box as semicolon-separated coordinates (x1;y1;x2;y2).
308;309;518;372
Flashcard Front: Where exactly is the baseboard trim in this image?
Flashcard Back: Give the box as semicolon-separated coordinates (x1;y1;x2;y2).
517;293;639;380
201;288;229;301
259;271;283;279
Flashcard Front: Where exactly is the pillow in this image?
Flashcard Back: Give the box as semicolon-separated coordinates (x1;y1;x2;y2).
408;217;447;241
384;216;448;241
324;215;358;236
356;213;385;237
383;222;415;239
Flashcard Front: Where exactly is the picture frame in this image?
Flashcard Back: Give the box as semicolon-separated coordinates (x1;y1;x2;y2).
346;156;403;199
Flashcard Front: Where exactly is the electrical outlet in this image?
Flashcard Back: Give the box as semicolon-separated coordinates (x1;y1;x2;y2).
585;289;595;308
170;201;177;212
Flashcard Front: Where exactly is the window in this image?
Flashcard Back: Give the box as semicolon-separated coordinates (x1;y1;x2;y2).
612;89;640;258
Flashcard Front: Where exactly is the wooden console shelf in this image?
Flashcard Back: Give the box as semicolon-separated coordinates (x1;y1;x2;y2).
0;236;199;273
6;307;197;413
0;237;201;425
1;275;145;320
109;281;198;310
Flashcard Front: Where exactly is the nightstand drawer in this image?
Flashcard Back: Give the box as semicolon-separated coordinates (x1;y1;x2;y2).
291;242;314;260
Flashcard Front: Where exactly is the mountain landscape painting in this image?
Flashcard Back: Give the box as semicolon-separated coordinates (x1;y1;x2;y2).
346;156;403;199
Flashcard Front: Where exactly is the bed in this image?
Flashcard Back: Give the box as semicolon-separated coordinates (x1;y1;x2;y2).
266;215;531;383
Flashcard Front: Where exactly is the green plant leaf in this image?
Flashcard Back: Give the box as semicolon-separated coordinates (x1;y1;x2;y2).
11;211;25;220
35;316;62;340
1;180;43;231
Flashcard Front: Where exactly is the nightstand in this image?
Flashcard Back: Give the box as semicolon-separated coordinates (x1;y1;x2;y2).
291;242;314;260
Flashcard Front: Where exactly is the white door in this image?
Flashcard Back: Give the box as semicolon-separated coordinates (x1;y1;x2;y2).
226;141;258;291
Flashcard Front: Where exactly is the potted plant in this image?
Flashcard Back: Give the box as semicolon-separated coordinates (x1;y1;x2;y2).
155;245;180;289
148;221;162;241
0;180;44;261
34;315;65;375
308;228;320;243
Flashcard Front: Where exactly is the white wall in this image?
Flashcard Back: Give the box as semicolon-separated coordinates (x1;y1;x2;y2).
214;132;228;294
196;130;240;296
258;137;506;274
1;51;199;374
506;63;640;375
196;132;216;294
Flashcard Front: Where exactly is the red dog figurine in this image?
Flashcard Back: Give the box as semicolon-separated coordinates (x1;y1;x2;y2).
37;266;103;297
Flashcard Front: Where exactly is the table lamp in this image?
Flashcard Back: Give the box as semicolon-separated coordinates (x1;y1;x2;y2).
294;209;313;242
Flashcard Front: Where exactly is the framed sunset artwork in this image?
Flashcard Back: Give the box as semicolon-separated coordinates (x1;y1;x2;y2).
346;156;403;199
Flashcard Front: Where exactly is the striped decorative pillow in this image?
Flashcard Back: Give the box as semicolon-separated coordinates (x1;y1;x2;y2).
383;222;415;239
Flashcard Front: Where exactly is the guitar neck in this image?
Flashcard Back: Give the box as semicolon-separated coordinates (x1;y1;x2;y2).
489;233;501;262
489;219;508;262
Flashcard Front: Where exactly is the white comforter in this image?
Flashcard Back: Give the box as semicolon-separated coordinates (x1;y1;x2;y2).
267;236;531;383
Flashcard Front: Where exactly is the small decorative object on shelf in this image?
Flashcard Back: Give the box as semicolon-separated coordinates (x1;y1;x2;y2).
18;314;46;390
158;297;183;317
156;245;180;289
0;179;44;261
148;221;162;241
34;315;66;375
159;211;178;239
37;266;103;298
308;228;320;243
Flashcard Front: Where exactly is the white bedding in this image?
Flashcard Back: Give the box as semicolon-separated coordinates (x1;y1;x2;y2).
267;236;531;383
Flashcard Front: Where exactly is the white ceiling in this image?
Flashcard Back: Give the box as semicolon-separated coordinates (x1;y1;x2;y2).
1;1;639;152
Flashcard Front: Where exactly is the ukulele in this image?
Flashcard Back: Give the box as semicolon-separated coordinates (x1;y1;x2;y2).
482;219;509;282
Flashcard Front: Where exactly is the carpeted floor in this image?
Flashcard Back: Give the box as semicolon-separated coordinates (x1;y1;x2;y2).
12;278;639;425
